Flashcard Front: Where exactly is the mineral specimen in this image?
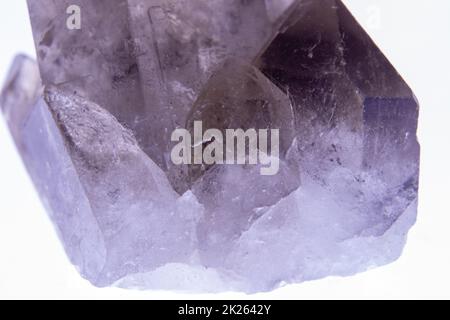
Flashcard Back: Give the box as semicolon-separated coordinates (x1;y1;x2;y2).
0;0;419;292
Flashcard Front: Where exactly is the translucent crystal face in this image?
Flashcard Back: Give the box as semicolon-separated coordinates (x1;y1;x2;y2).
0;0;420;292
183;59;296;189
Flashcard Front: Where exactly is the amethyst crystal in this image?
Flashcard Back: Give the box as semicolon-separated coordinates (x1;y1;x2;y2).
0;0;419;292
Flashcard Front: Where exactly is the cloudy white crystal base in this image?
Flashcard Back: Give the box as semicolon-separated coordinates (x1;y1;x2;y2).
115;196;417;293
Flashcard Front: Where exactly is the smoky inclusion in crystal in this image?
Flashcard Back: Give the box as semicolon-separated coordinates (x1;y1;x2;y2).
0;0;419;292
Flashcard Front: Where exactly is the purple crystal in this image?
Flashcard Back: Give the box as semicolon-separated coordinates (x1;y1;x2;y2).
0;0;420;292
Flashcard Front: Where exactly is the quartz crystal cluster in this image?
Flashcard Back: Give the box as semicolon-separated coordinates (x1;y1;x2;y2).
0;0;420;292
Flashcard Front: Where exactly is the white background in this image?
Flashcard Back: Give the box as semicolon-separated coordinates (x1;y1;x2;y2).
0;0;449;299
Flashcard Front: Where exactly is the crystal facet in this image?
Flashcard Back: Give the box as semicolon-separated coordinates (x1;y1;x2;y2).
0;0;420;292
